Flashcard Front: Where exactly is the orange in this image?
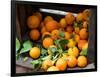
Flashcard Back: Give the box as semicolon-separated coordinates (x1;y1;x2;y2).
76;13;83;22
68;46;79;57
74;27;80;34
74;34;80;43
29;29;40;41
83;9;90;21
44;16;53;24
27;15;40;29
41;26;47;34
33;12;42;21
47;66;59;71
67;56;77;68
65;12;75;25
65;32;71;40
43;37;53;49
42;59;53;70
45;20;59;32
59;18;67;28
67;39;76;48
77;56;87;67
51;29;59;40
82;42;88;50
79;28;88;40
29;47;40;59
66;26;73;33
56;58;67;71
62;53;69;61
78;40;87;50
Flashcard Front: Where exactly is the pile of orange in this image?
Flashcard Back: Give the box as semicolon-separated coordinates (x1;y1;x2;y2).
27;9;90;71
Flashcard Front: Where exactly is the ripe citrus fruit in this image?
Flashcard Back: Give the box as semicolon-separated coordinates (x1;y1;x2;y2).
65;12;75;25
74;34;80;43
68;46;79;57
29;47;40;59
79;28;88;40
65;32;71;40
67;39;76;48
77;56;87;67
51;29;59;40
67;56;77;68
78;40;87;50
42;59;53;70
43;37;53;49
66;26;74;33
83;9;90;21
29;29;40;41
41;26;47;34
82;42;88;50
44;16;54;24
76;13;83;22
56;58;67;71
27;15;40;29
59;18;67;28
47;66;59;71
74;27;80;34
62;53;69;61
45;20;59;32
51;29;59;36
33;12;42;21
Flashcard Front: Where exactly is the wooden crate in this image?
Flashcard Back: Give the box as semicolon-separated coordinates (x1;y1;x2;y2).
15;1;97;73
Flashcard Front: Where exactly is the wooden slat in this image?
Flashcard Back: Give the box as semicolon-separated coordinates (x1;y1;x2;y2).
16;5;22;42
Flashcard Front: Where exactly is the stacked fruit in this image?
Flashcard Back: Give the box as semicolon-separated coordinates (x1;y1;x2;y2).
27;9;90;71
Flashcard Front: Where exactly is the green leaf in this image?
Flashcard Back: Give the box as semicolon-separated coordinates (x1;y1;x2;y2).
20;40;32;54
40;48;48;58
80;49;88;56
52;53;59;60
59;39;68;50
30;59;42;69
41;55;51;61
54;40;62;49
16;38;20;52
59;30;65;38
48;47;57;54
59;39;68;45
54;39;68;51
